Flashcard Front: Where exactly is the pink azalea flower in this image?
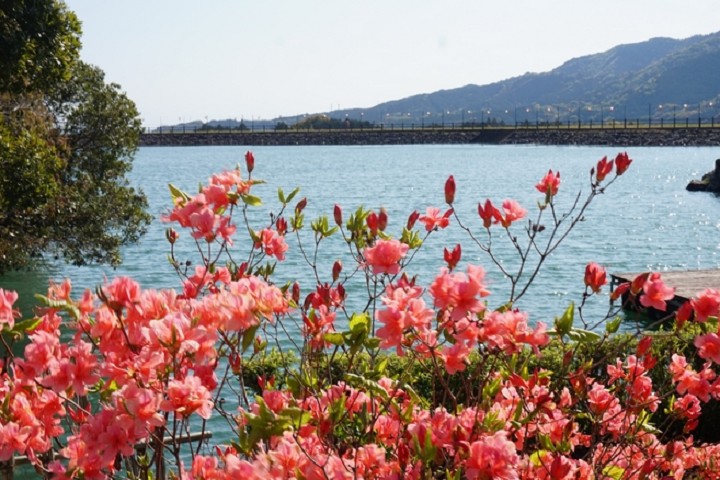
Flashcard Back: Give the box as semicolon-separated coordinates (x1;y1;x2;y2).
202;182;231;210
691;288;720;322
674;394;702;422
190;207;219;242
418;206;452;231
254;228;288;261
584;262;607;294
0;422;31;461
363;239;409;275
440;340;471;374
430;264;490;322
163;193;208;228
587;382;619;415
498;199;527;227
101;276;141;309
694;333;720;365
535;169;561;197
210;168;251;195
639;272;674;311
47;279;72;301
464;431;519;480
116;383;165;428
0;288;20;330
160;376;214;420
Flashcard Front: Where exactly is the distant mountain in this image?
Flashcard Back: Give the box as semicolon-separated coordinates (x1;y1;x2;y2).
327;32;720;126
162;32;720;130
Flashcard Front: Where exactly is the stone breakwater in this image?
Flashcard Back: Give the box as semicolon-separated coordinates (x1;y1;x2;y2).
139;130;480;147
501;128;720;146
139;127;720;147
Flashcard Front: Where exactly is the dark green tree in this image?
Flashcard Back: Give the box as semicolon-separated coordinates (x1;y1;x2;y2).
0;0;151;272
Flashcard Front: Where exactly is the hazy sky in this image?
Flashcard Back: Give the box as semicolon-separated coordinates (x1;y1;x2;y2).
65;0;719;127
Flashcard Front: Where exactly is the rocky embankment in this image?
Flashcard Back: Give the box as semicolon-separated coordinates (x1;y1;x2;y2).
501;128;720;146
139;127;720;147
139;130;480;146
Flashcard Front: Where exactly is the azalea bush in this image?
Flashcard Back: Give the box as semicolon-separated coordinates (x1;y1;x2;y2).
2;151;720;479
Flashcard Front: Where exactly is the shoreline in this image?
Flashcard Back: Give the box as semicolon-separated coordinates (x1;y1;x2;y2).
139;127;720;147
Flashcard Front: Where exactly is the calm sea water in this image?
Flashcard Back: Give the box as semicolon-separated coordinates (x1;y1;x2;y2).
3;144;720;329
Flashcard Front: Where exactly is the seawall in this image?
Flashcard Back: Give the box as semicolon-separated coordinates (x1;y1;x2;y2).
139;127;720;147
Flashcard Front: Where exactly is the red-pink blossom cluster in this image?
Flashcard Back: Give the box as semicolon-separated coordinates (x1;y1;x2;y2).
12;152;720;478
163;167;252;244
253;227;288;261
477;198;528;229
363;238;409;275
0;273;287;478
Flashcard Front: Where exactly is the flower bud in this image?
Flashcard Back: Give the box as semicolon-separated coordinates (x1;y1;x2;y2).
636;335;652;356
615;152;632;175
275;217;287;236
406;210;420;230
366;211;379;234
253;336;264;354
378;208;388;231
291;281;301;304
675;301;693;328
443;244;461;270
229;352;241;374
477;199;497;229
237;262;248;278
333;204;343;226
295;197;307;213
245;151;255;174
584;262;607;294
595;156;614;183
444;175;456;204
332;260;342;282
166;227;179;244
303;293;315;310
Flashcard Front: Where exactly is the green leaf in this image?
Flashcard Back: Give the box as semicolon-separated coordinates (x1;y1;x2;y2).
529;450;549;467
285;187;300;204
168;183;189;203
241;325;259;352
277;187;286;204
349;312;370;334
602;465;625;480
364;337;381;349
554;302;574;336
374;357;388;376
34;293;81;319
324;332;345;346
241;194;263;206
566;328;601;343
482;377;502;400
280;407;312;426
8;316;42;336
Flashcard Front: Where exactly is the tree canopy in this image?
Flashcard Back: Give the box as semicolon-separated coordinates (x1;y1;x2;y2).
0;0;150;272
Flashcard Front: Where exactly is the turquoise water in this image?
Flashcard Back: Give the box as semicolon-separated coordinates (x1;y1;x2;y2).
3;144;720;470
3;144;720;327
